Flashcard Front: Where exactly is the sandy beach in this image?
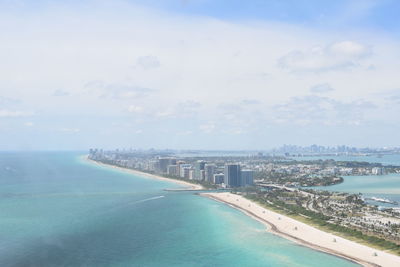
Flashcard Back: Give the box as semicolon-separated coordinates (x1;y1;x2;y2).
85;157;203;190
202;192;400;267
85;156;399;266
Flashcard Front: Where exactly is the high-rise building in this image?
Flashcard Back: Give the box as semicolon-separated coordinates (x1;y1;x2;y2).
204;164;216;183
194;160;206;180
167;165;178;176
240;169;254;186
158;158;170;173
176;161;185;175
179;164;192;178
372;167;385;175
148;160;159;172
158;158;177;173
213;173;224;184
189;169;196;180
224;164;241;187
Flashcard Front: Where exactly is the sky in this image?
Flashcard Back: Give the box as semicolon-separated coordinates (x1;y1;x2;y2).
1;0;400;150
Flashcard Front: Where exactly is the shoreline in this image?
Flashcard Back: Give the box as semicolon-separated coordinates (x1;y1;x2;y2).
202;192;400;267
84;156;203;190
83;155;399;266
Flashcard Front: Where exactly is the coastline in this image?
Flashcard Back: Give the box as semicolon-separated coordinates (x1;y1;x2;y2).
202;192;400;267
83;155;399;266
84;156;203;190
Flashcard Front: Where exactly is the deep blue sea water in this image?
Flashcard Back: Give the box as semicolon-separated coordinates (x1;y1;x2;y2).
0;152;358;266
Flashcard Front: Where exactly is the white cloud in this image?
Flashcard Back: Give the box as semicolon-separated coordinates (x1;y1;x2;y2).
155;110;174;118
278;41;372;72
231;129;246;135
199;123;215;133
310;83;334;93
136;56;160;70
85;81;154;99
329;41;371;58
151;101;201;119
177;130;193;135
59;128;80;133
0;109;34;117
383;89;400;104
0;96;20;105
52;89;70;96
274;95;376;126
24;122;34;127
127;105;143;113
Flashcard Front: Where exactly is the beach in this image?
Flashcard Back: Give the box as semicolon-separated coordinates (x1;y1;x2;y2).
202;192;400;267
86;156;400;266
85;157;203;190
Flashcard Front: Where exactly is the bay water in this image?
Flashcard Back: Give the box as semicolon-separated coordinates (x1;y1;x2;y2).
303;154;400;207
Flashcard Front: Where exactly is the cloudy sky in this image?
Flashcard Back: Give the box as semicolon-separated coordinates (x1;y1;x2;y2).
1;0;400;150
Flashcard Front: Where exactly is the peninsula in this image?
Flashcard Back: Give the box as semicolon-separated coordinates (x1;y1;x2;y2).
88;149;400;266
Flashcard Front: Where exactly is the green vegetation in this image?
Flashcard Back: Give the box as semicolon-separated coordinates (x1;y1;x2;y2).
240;191;400;255
254;170;344;187
278;159;387;168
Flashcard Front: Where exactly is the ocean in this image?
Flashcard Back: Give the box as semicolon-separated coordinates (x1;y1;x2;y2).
0;152;357;266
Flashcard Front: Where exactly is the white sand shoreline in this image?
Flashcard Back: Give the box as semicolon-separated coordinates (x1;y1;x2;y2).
84;156;203;190
83;155;399;266
202;192;400;267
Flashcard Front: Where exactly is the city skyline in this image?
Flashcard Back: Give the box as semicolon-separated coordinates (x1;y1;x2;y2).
1;0;400;150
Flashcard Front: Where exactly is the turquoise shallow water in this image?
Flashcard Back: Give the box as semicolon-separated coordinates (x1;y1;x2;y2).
0;152;357;266
313;173;400;207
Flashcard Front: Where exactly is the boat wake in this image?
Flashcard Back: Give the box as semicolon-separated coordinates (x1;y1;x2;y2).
131;195;165;204
98;195;166;216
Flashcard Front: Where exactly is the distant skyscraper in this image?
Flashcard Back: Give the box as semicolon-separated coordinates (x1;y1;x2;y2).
189;169;196;180
204;164;216;183
194;160;206;180
213;173;224;184
170;158;177;166
176;161;186;176
240;169;254;186
167;165;178;176
148;160;159;172
182;168;191;179
158;158;177;173
179;164;192;178
158;158;170;173
224;164;241;187
372;167;385;175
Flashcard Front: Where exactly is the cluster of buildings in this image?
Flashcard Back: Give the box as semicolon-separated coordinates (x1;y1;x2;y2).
372;167;386;175
149;157;254;187
274;144;400;155
88;148;394;189
251;163;386;177
164;159;254;187
88;149;254;188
